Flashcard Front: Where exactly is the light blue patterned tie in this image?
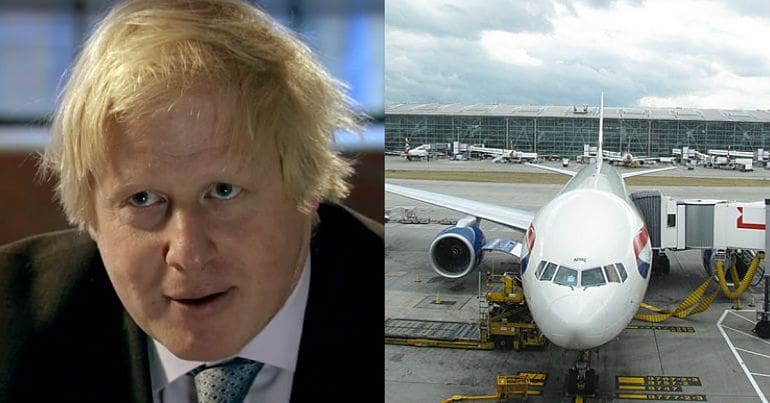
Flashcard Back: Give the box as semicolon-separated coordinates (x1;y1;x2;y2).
190;357;263;403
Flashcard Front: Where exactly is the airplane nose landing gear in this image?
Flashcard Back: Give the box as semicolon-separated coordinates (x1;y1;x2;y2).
566;350;597;400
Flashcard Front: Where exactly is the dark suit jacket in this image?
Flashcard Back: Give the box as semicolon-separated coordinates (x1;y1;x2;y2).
0;203;383;402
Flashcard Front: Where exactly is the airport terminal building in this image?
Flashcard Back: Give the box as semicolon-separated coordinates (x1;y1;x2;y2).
385;103;770;159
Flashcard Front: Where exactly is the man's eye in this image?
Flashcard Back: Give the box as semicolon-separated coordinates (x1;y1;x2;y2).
209;183;242;200
128;191;163;207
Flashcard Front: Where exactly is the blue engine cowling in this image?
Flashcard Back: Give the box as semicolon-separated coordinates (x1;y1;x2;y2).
429;223;485;279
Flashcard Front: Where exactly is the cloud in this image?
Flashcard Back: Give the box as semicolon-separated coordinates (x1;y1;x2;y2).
480;31;544;67
386;0;556;39
385;0;770;109
721;0;770;19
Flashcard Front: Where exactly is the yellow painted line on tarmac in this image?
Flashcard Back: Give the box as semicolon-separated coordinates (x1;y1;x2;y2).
618;376;646;385
619;385;646;390
617;375;702;387
617;393;649;400
616;393;707;401
626;324;696;333
619;385;683;392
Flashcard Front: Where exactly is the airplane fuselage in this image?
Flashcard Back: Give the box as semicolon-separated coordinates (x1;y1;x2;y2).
521;160;652;350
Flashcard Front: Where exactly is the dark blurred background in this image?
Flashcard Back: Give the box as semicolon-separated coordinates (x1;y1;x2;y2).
0;0;383;245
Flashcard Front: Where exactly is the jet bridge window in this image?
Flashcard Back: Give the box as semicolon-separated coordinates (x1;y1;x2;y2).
540;262;558;281
553;266;578;287
603;264;620;283
581;267;606;287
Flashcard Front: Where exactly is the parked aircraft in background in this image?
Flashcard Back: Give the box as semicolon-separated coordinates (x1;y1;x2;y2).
602;149;658;166
467;145;538;163
402;138;434;161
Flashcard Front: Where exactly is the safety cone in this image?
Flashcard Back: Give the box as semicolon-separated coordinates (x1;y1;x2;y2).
415;273;422;282
434;290;441;304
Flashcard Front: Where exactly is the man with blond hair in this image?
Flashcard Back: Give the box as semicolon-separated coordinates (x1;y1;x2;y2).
0;1;382;402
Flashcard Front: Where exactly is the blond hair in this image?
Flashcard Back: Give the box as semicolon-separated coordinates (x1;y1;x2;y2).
40;0;359;229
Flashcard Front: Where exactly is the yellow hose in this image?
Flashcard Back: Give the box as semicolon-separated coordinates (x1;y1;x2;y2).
714;251;764;300
634;277;717;323
634;251;765;323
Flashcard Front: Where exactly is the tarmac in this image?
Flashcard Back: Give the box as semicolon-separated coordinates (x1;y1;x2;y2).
384;156;770;402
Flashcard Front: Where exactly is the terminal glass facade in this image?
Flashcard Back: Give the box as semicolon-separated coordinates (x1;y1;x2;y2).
385;114;770;159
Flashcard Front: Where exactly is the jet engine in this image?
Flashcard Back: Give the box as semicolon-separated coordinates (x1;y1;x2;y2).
429;216;485;279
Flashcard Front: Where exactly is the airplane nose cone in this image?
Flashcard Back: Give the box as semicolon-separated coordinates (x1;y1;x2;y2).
542;295;610;350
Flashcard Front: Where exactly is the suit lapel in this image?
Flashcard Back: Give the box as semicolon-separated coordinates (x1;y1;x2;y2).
291;206;333;402
120;308;153;403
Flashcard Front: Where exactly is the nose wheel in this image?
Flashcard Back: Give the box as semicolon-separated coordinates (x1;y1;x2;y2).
566;350;597;398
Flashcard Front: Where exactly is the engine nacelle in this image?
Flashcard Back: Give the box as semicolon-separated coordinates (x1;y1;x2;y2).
429;218;485;279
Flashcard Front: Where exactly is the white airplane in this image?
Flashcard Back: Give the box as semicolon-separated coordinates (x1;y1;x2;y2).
603;149;657;166
403;138;433;161
468;145;538;163
600;139;658;166
385;94;676;394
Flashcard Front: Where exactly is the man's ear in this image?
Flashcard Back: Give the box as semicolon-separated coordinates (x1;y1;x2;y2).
87;225;98;242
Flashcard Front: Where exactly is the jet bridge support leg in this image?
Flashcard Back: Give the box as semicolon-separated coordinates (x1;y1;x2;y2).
756;276;770;338
756;198;770;339
653;251;670;275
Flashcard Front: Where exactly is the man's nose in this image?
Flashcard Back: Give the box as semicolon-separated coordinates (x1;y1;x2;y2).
163;208;216;272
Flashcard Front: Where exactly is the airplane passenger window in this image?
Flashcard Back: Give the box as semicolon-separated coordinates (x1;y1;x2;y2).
581;267;606;287
534;261;547;279
553;266;578;287
616;263;628;282
603;264;620;283
541;262;558;281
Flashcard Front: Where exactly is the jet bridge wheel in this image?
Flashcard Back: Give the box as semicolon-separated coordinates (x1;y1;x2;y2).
653;252;670;275
755;321;770;339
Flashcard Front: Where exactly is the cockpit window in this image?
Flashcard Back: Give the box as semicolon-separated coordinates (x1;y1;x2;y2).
581;267;606;287
616;262;628;282
553;266;578;287
540;262;558;281
534;261;546;279
603;264;620;283
538;260;626;287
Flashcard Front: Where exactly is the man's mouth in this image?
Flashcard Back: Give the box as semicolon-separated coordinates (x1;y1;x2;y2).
174;291;227;306
168;287;234;309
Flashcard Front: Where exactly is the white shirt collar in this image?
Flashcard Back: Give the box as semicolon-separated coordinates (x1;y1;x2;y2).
149;255;311;393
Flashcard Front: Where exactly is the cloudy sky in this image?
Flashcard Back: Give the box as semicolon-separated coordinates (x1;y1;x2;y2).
385;0;770;109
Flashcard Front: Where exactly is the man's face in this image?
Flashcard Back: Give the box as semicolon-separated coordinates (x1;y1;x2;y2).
89;90;312;361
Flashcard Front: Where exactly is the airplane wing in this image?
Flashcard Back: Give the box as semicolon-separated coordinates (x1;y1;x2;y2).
525;162;576;177
385;183;534;231
621;165;677;178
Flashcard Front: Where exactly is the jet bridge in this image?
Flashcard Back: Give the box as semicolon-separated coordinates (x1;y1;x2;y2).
630;191;766;252
632;193;770;335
